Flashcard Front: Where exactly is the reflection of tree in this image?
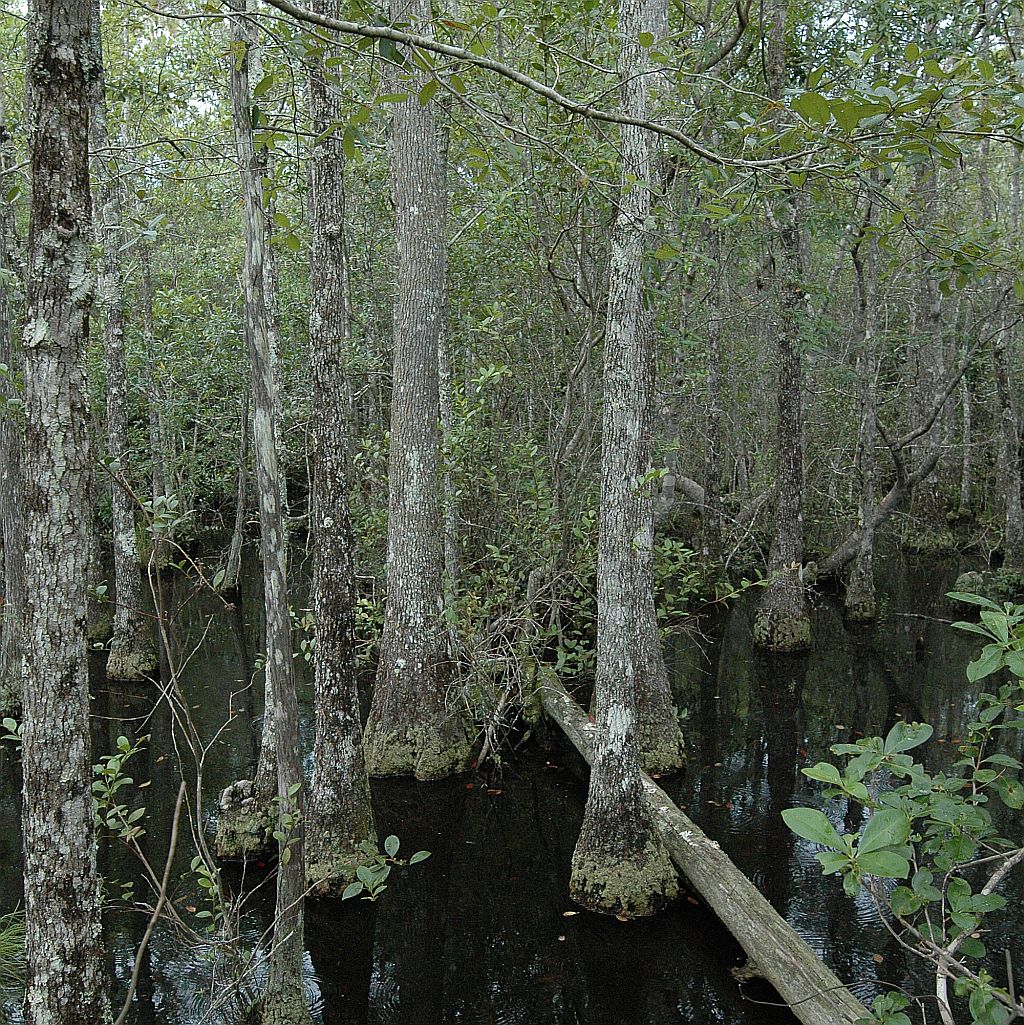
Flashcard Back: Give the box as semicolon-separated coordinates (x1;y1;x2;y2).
366;780;465;1025
754;652;806;918
306;898;376;1025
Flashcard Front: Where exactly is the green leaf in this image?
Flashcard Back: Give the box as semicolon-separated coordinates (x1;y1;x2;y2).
409;850;431;865
638;31;654;47
418;79;439;105
883;721;933;755
781;808;843;848
792;91;831;124
384;834;400;857
857;850;910;879
858;809;910;854
802;761;842;785
342;880;364;900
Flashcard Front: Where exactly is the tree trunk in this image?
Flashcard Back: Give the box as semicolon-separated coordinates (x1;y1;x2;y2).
221;389;250;594
845;192;880;623
363;0;471;780
993;310;1024;569
21;0;110;1017
225;5;311;1022
0;65;25;715
304;0;377;894
568;0;678;918
139;244;174;571
89;0;155;681
703;229;725;563
215;8;279;863
753;0;811;653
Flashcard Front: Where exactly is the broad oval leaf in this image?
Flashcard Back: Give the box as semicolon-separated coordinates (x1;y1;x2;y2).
858;809;910;855
781;808;843;849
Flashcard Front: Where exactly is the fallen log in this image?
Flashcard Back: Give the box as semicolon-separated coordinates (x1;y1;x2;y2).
540;670;867;1025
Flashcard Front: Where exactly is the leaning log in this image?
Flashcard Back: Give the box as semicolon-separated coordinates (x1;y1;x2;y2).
540;671;867;1025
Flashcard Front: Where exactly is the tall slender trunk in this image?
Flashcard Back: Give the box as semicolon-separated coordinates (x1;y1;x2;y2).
140;244;174;570
753;0;811;653
845;191;880;623
21;0;110;1017
958;374;972;517
225;5;311;1022
993;310;1024;569
363;0;471;780
703;230;725;563
569;0;678;918
216;9;279;862
89;0;155;681
304;0;377;894
0;66;25;714
221;389;250;593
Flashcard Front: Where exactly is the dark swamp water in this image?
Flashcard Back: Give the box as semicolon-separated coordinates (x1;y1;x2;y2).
2;552;1024;1024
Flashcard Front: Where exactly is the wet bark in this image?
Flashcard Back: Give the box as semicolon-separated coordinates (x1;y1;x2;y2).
569;0;678;917
89;0;155;681
0;66;25;714
753;0;811;653
304;0;377;894
21;0;111;1017
363;0;471;780
226;4;311;1022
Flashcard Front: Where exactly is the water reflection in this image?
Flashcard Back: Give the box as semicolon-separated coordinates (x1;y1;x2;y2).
0;553;1015;1024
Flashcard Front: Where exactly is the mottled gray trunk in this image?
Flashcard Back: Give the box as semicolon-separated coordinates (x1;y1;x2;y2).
216;8;279;862
304;0;377;894
845;194;879;623
993;311;1024;569
753;0;811;653
140;245;173;571
363;0;471;780
0;67;25;715
21;0;110;1017
703;230;725;562
569;0;678;918
911;159;945;497
221;389;250;593
225;6;311;1022
89;0;154;680
958;375;972;517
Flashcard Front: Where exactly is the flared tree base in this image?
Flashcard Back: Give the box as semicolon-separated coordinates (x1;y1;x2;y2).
638;721;686;777
106;640;158;682
249;984;314;1025
363;715;472;781
569;834;678;918
305;827;378;896
216;779;274;861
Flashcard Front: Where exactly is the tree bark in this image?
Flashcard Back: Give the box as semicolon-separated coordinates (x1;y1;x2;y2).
89;0;155;681
845;192;880;623
226;8;312;1022
568;0;678;918
139;244;174;572
21;0;111;1017
221;388;250;594
363;0;471;780
304;0;377;894
0;64;25;715
992;309;1024;569
753;0;811;653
